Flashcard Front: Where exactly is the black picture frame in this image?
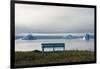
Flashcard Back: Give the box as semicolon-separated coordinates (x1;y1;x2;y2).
10;0;96;68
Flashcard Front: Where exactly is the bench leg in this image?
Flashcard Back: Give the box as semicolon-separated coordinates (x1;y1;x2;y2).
42;48;44;54
64;47;65;51
53;47;55;53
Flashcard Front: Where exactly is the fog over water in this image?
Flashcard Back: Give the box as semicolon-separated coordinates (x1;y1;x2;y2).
15;39;94;51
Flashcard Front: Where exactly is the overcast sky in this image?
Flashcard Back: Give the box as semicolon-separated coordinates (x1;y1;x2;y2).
15;4;94;34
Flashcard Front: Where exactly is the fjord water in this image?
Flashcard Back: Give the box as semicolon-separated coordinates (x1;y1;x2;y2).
15;39;94;52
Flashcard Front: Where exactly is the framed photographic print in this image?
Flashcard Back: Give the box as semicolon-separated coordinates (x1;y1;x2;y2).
10;0;96;68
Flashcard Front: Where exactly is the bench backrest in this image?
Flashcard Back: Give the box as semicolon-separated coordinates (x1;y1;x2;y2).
42;43;65;48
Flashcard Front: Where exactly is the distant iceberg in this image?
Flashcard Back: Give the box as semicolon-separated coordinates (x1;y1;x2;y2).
15;33;94;40
22;34;36;40
83;33;94;40
15;35;23;40
65;34;83;39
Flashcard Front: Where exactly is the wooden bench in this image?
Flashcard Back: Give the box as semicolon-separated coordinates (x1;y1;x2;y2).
41;43;65;53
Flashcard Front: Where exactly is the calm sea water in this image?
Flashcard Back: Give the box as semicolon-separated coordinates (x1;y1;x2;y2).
15;39;94;51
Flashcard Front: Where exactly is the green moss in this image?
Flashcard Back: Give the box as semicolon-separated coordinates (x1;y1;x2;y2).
15;50;95;67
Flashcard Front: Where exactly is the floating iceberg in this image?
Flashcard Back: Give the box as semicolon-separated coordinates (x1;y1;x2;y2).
22;34;36;40
15;33;94;40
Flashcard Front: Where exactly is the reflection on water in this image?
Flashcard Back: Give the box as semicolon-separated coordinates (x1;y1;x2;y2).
15;39;94;51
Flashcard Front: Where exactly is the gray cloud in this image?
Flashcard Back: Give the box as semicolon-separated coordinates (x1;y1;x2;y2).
15;4;94;34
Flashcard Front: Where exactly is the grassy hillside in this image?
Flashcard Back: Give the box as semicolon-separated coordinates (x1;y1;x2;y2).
15;50;95;67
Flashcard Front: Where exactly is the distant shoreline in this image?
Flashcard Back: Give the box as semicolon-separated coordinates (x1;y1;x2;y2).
15;49;94;52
